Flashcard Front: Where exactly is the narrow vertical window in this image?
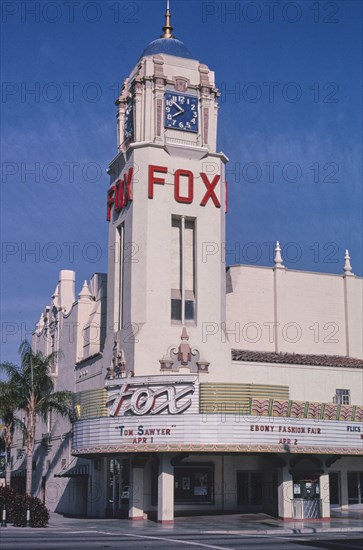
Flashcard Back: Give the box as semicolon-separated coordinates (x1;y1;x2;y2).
117;224;125;330
184;219;195;320
171;216;195;322
171;217;182;321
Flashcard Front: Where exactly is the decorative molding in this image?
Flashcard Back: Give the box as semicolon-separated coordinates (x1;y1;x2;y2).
156;98;162;137
75;352;102;367
72;443;363;456
160;328;210;373
73;383;363;423
174;77;189;92
203;107;209;145
251;398;362;422
107;332;126;379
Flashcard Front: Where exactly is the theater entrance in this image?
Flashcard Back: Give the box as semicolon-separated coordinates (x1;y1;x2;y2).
348;471;363;505
236;470;278;515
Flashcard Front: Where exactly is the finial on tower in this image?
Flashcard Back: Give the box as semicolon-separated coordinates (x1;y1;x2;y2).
78;280;92;301
274;241;285;269
161;0;174;38
344;249;354;276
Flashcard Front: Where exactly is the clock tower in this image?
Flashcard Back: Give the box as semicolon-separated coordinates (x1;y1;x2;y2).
105;4;230;380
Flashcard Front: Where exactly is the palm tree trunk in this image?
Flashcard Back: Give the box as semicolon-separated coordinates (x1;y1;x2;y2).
5;464;11;487
5;466;11;487
25;404;36;496
3;427;14;487
25;450;33;495
5;448;11;486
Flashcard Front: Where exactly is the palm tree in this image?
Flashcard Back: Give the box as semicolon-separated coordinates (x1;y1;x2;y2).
0;341;73;495
0;380;24;486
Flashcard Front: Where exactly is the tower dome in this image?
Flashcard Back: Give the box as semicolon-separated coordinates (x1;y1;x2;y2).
140;38;194;60
139;1;195;60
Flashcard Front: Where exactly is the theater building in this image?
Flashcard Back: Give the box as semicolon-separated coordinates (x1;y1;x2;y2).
11;7;363;522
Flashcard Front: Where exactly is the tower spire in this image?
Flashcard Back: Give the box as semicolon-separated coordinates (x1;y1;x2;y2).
161;0;174;39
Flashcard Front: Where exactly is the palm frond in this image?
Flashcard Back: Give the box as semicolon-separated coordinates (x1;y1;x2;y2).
0;379;22;411
37;391;73;420
0;362;21;381
13;416;27;436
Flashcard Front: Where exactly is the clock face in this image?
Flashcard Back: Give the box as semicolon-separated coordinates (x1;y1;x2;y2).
164;93;198;132
124;103;134;141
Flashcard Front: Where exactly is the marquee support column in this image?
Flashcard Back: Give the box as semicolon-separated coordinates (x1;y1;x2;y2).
319;472;330;518
278;466;293;519
158;454;174;523
129;465;145;520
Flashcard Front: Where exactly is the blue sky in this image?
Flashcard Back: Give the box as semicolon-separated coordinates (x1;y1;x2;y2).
1;0;362;364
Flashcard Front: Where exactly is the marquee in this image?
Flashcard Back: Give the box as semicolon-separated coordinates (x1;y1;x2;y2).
72;375;363;456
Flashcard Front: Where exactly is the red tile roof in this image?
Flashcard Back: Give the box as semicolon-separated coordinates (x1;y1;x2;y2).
232;349;363;368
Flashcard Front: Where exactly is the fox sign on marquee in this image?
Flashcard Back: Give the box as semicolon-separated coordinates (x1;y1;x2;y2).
106;376;198;417
107;164;226;220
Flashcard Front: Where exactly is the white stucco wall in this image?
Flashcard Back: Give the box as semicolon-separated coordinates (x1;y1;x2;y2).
226;265;363;359
230;361;362;405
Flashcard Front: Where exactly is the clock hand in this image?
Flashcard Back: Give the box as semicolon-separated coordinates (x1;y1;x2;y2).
171;99;180;109
172;110;184;118
171;100;185;114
